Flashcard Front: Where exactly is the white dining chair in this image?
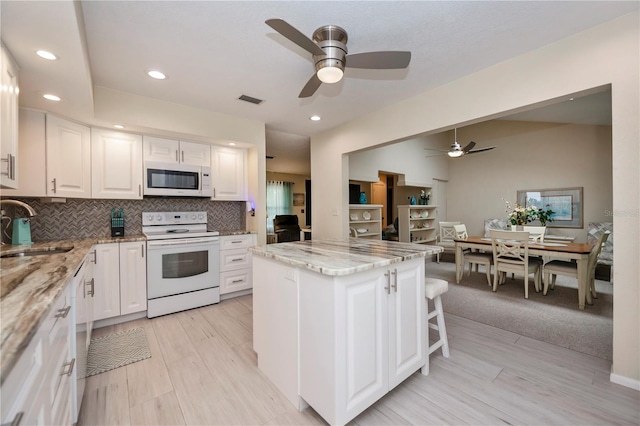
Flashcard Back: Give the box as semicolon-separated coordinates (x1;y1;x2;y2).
522;225;546;243
543;231;610;300
490;230;542;299
453;224;493;286
435;221;461;263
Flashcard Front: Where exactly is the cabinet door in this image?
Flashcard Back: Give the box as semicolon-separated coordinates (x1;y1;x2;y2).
336;270;389;419
91;129;143;199
119;241;147;315
143;135;179;163
387;259;425;389
46;115;92;198
180;141;210;166
93;243;121;321
1;45;19;189
1;109;47;197
211;146;246;200
220;269;252;294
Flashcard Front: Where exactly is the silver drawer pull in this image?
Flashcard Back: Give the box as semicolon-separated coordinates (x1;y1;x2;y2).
85;278;95;297
2;411;23;426
231;258;244;262
231;279;244;284
61;358;75;376
391;269;398;292
56;306;71;318
231;240;243;244
384;271;390;294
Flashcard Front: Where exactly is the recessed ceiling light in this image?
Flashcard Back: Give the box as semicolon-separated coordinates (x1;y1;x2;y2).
310;115;322;121
147;70;166;80
36;50;58;60
113;124;125;129
569;97;575;101
228;142;236;146
43;94;61;101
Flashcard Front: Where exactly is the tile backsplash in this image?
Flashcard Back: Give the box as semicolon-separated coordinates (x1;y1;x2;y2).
1;197;245;242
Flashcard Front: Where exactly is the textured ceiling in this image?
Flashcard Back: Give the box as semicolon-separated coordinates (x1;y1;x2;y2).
1;1;634;175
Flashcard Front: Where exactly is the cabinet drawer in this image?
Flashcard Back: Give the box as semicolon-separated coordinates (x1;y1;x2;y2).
220;269;252;294
220;248;251;271
220;234;253;250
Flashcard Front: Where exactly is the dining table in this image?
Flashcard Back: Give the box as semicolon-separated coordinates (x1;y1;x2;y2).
454;236;594;309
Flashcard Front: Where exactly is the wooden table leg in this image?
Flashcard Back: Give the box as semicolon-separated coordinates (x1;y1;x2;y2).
455;244;462;283
577;255;590;309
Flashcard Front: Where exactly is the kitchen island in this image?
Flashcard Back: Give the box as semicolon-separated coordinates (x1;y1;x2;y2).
250;239;442;426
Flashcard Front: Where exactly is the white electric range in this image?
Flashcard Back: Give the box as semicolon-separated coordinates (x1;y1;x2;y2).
142;211;220;318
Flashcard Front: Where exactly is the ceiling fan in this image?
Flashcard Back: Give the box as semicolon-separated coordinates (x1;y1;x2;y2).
265;19;411;98
425;128;496;158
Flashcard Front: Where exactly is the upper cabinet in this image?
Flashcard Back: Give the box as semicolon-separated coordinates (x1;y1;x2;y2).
143;136;210;167
1;44;19;189
211;145;247;201
91;128;143;199
46;115;92;198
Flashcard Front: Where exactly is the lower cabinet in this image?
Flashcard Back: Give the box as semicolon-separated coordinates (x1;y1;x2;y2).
219;234;256;295
299;258;425;425
1;280;75;426
93;241;147;321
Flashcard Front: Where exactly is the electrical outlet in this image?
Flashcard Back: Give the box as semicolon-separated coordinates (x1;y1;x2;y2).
285;268;298;282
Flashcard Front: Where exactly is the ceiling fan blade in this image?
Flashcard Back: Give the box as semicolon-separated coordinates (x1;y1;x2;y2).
299;74;322;98
265;19;325;56
461;141;476;153
466;146;496;154
345;51;411;69
424;147;450;152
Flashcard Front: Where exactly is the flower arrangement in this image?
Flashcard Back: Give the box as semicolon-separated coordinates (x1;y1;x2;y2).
504;199;555;226
420;189;431;205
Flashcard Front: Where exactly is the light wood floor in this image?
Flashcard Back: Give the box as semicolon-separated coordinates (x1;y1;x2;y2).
79;295;639;426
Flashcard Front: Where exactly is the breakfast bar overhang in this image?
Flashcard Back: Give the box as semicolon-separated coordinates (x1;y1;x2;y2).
250;239;443;425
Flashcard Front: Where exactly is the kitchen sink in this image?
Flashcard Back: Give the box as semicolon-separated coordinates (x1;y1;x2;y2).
0;246;74;259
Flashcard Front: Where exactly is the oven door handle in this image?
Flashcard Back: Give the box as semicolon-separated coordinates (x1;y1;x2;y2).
147;238;219;247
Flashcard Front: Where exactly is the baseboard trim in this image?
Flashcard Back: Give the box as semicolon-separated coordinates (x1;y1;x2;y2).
610;373;640;391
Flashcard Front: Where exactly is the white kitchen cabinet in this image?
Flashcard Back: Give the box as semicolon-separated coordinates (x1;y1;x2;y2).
119;241;147;315
1;109;47;197
211;145;247;200
91;128;143;199
93;241;147;321
1;279;75;426
254;255;425;426
1;44;20;189
299;258;425;424
46;115;92;198
219;234;255;295
143;135;210;166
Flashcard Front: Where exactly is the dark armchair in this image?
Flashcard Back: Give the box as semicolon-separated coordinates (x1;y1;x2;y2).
273;215;301;243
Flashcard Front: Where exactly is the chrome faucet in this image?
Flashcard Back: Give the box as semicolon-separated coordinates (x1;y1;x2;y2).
0;199;37;217
0;200;37;245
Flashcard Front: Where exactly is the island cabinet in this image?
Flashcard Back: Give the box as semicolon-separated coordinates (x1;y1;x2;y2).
252;240;439;426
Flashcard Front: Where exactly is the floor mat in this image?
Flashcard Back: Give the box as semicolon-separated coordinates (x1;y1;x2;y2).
86;327;151;377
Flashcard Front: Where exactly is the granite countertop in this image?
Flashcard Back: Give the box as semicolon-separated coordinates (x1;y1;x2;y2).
249;239;443;276
0;234;145;385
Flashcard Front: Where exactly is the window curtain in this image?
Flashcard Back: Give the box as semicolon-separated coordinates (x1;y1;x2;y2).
266;180;293;233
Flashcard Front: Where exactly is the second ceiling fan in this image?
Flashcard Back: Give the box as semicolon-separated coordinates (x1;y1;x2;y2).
425;128;496;158
265;19;411;98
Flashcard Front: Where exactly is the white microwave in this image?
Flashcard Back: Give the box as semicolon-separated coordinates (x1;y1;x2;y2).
144;161;212;197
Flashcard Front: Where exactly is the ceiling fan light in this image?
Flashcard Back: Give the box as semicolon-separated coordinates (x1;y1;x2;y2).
317;66;343;84
447;150;464;158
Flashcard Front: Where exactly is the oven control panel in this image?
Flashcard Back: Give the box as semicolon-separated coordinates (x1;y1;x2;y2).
142;211;207;226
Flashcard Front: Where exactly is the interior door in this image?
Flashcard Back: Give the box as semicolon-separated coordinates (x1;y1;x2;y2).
371;178;387;225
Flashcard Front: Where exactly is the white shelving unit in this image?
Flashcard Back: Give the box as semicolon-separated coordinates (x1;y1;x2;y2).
349;204;383;239
398;205;437;244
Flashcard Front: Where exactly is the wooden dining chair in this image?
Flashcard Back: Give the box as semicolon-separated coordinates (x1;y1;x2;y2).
490;230;542;299
454;224;493;286
543;231;610;300
522;225;546;243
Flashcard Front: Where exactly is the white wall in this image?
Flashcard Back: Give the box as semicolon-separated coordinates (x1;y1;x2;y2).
310;13;639;383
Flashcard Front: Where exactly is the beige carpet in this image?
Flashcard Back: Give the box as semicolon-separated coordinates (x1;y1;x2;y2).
426;259;613;360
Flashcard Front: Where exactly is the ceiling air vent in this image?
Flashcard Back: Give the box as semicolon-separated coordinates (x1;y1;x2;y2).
238;95;264;105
